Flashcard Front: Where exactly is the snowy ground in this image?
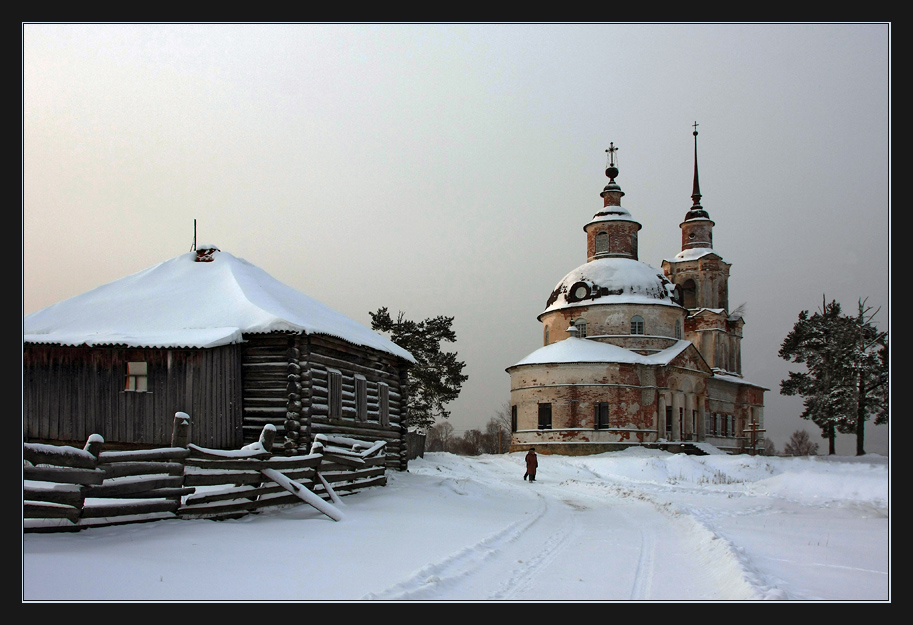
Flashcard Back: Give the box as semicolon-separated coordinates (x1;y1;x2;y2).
22;449;890;602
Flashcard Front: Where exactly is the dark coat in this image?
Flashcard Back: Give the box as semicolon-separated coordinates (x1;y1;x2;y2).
525;450;538;475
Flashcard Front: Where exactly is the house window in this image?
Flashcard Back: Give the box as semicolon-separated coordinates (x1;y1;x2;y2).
328;369;342;419
511;405;518;432
574;318;587;338
595;402;609;429
125;361;148;392
538;403;552;429
630;315;645;335
378;382;390;426
355;375;367;421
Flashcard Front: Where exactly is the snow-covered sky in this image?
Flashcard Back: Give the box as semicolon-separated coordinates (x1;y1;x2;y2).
22;449;890;601
22;24;891;454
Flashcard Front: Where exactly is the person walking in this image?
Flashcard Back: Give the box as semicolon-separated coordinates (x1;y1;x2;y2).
524;448;538;482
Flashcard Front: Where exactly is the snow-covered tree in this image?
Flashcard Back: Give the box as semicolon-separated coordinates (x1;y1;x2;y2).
783;429;819;456
370;308;469;432
779;297;888;455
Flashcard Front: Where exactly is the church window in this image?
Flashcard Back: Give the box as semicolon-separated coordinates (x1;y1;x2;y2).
574;318;587;338
125;361;148;392
630;315;645;335
511;405;518;432
675;319;682;339
538;403;552;429
665;406;673;436
544;326;550;346
595;402;609;429
595;232;609;254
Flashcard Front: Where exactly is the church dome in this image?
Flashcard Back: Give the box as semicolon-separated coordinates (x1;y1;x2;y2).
541;257;678;317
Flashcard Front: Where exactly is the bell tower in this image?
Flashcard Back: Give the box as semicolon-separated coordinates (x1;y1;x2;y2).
662;124;742;375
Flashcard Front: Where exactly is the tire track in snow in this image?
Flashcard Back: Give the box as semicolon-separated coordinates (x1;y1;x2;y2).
629;528;657;600
361;493;552;600
488;495;580;600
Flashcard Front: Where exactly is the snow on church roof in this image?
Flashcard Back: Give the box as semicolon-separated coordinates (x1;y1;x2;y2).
542;257;679;317
508;337;693;369
667;247;720;262
23;249;416;362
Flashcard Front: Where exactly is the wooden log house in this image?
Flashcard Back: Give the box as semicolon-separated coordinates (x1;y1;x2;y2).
23;246;416;470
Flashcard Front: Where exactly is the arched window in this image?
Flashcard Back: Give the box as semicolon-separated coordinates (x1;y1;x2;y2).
630;315;645;335
574;318;587;338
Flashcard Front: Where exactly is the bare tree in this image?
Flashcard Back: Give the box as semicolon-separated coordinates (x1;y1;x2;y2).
426;421;455;452
762;438;777;456
783;429;819;456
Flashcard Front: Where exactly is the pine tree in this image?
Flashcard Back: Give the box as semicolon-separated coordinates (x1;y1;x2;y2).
845;299;889;455
370;308;468;432
779;297;888;455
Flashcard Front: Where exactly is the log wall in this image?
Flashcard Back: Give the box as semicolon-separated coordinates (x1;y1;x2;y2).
240;334;411;471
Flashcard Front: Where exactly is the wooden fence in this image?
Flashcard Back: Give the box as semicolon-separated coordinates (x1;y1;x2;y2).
23;412;389;533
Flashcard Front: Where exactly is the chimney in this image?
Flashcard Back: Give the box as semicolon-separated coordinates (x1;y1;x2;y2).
195;244;220;262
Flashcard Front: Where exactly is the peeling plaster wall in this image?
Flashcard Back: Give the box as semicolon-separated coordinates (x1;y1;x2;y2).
540;303;685;350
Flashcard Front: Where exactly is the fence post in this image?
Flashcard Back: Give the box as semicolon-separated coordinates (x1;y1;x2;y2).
172;412;191;448
84;433;104;460
259;424;276;452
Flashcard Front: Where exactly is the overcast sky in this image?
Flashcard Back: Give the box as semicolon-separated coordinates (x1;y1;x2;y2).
22;24;891;455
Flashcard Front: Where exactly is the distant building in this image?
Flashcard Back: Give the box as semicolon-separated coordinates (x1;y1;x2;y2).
507;133;766;455
23;246;416;469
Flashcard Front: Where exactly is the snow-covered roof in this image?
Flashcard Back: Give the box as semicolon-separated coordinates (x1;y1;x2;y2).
666;247;721;262
542;257;679;317
711;371;769;390
508;337;693;369
23;250;416;362
583;205;639;228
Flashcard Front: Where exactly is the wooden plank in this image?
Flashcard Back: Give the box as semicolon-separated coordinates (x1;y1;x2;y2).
24;466;106;485
24;501;81;523
260;468;343;521
98;448;191;463
80;499;180;518
24;443;98;469
100;461;184;478
83;476;185;498
24;487;85;508
186;444;271;461
183;471;264;487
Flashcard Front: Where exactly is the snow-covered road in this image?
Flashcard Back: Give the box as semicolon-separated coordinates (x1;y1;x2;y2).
22;449;889;601
367;454;757;600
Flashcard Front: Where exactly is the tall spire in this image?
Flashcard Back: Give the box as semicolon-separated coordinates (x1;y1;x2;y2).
685;122;710;221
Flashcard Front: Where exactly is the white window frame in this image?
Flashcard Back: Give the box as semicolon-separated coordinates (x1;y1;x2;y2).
125;361;148;392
